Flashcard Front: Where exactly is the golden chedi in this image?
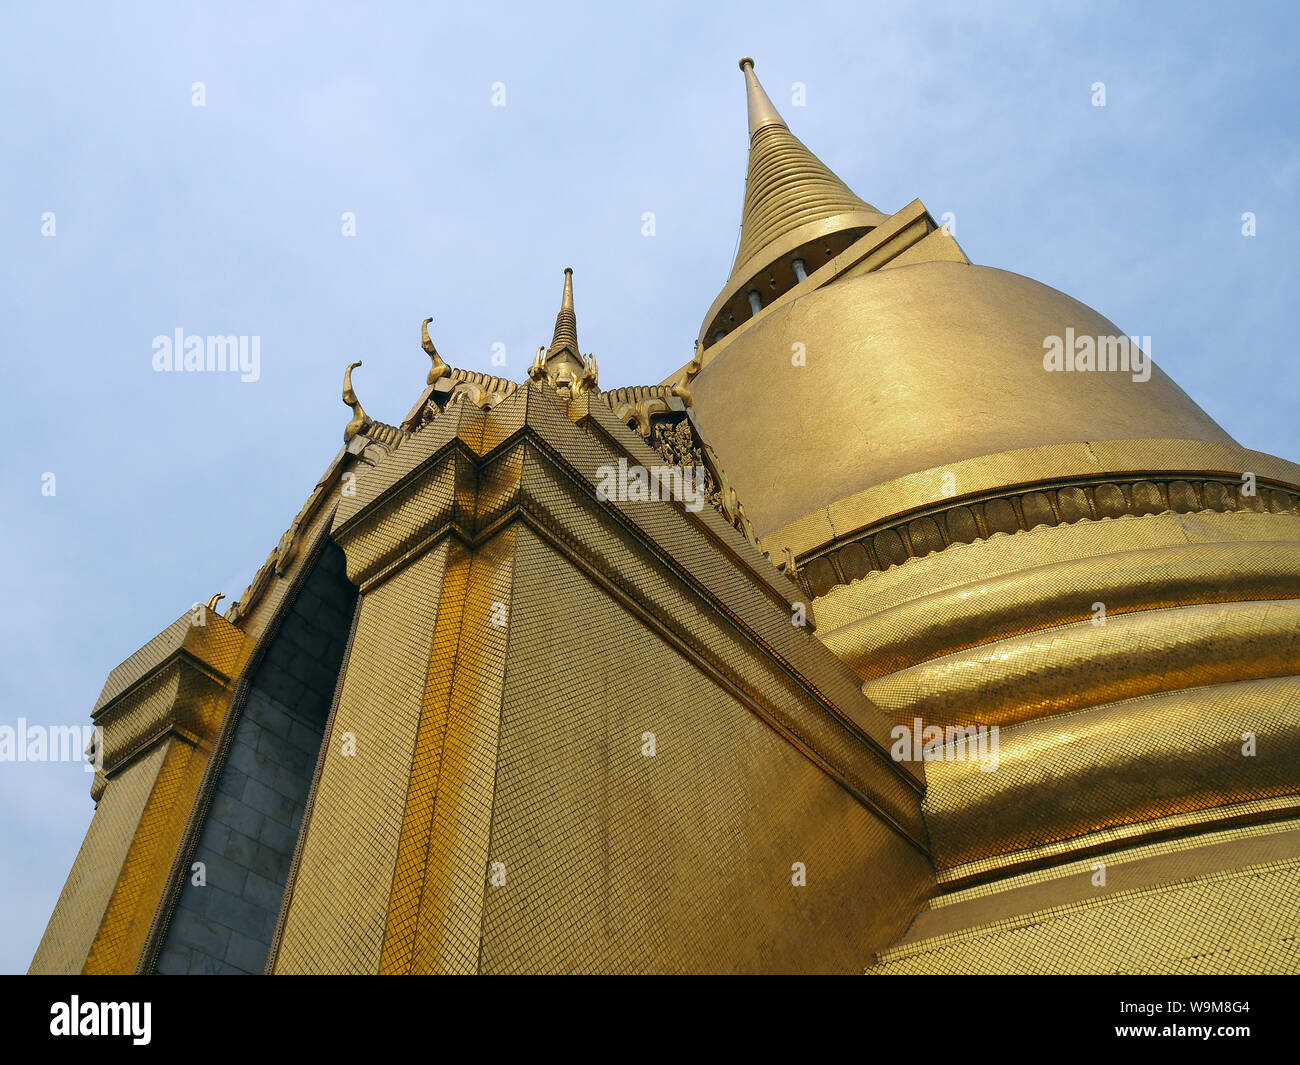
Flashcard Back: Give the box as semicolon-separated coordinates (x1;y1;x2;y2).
30;59;1300;976
687;59;1300;973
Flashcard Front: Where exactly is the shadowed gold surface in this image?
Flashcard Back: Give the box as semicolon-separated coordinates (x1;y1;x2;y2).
923;674;1300;868
268;385;932;972
479;524;930;972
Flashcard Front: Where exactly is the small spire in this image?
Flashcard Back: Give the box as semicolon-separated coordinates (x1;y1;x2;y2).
739;57;785;136
536;269;597;396
547;267;579;361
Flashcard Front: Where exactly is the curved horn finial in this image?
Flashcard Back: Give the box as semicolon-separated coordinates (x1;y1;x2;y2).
422;317;450;386
687;338;704;376
574;353;599;396
671;341;705;406
342;361;368;442
528;345;547;383
206;593;225;612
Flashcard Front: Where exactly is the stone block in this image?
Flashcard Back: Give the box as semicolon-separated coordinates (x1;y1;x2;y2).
155;943;192;975
287;718;324;755
190;848;247;895
223;827;259;869
243;870;283;911
250;837;289;881
205;886;267;939
208;791;264;842
226;738;273;781
168;907;231;957
258;815;298;856
249;694;295;740
269;761;307;801
225;930;269;974
188;951;245;976
244;777;297;827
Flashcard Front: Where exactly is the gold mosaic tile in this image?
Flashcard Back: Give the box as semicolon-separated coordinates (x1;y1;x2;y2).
29;744;169;974
273;544;451;974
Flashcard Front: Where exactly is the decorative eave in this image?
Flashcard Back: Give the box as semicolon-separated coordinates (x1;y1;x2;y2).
89;610;251;791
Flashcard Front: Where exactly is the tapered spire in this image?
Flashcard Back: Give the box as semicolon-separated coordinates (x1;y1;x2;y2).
729;58;884;282
530;268;597;396
547;267;579;361
740;56;784;135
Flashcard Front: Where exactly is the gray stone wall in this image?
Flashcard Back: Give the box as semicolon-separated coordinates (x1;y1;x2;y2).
156;541;355;974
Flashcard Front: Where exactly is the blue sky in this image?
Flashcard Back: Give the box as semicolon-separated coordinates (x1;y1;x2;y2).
1;0;1296;972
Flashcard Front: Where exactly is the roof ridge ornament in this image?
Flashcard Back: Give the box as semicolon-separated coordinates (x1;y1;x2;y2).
670;340;705;407
342;361;369;442
422;316;450;386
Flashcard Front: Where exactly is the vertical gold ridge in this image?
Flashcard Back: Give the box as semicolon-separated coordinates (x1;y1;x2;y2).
405;527;519;974
82;738;209;973
272;546;450;974
378;542;474;973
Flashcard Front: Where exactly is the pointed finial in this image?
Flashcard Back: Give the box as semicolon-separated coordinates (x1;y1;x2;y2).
342;361;369;442
547;267;579;359
421;316;450;386
206;593;225;612
739;57;786;137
